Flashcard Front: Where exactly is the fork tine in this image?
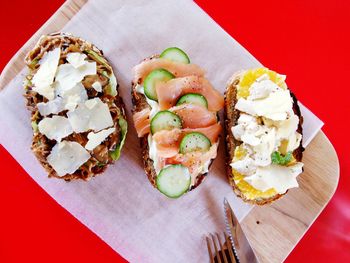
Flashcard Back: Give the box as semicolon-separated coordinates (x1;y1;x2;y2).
216;233;228;263
206;236;215;263
224;232;237;263
211;233;222;263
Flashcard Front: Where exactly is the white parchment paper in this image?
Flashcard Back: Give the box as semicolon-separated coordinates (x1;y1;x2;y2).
0;0;323;262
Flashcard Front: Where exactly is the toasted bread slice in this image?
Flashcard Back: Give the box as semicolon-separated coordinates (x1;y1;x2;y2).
224;71;304;205
24;33;127;181
131;55;211;191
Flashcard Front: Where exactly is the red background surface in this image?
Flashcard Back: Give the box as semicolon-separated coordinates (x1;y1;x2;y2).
0;0;349;262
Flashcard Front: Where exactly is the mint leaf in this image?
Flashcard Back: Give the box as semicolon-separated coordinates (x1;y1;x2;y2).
271;151;292;165
271;151;282;164
283;152;292;164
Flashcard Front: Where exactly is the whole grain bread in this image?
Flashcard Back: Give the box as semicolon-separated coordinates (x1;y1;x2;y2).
25;32;126;181
131;55;210;191
224;71;304;205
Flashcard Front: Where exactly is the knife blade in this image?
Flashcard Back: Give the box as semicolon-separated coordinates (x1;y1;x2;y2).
224;198;259;263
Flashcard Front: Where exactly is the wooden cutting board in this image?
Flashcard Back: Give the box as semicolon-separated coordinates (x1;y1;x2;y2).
0;0;339;262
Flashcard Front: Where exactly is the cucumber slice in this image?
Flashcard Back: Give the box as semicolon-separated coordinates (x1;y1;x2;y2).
176;93;208;108
150;110;182;134
160;47;190;64
179;132;211;154
144;69;174;101
156;164;191;198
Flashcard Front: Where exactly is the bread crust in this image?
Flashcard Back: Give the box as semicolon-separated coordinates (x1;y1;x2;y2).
131;56;210;191
224;72;304;205
25;32;126;181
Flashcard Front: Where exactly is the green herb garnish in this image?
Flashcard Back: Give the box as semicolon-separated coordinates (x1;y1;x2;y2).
101;70;109;78
97;162;106;167
29;57;39;69
109;115;128;161
31;121;39;133
271;151;292;165
85;49;110;69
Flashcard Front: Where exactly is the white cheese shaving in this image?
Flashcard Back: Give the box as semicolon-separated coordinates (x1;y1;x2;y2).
248;77;279;100
56;61;96;92
236;90;293;121
244;163;303;193
47;141;90;176
37;82;88;115
231;124;245;141
37;97;64;116
32;86;55;102
241;133;261;146
85;127;115;151
55;64;81;91
238;113;256;124
92;81;102;92
275;114;299;140
232;114;270;148
286;132;302;152
252;128;277;166
66;53;87;68
67;98;113;133
32;48;61;100
38;116;73;141
78;62;97;78
59;82;88;111
85;98;98;109
230;156;257;176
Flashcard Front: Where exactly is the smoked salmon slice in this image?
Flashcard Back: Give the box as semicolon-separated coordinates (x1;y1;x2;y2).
191;123;222;143
133;108;151;137
133;58;205;84
166;143;218;185
170;104;217;129
133;104;219;138
151;129;182;158
152;123;222;158
155;76;224;111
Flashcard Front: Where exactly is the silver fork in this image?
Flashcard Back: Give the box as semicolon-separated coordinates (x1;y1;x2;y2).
206;232;237;263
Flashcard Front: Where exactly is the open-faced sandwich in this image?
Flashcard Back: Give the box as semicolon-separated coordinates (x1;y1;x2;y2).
132;47;224;198
225;68;304;204
24;33;127;181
